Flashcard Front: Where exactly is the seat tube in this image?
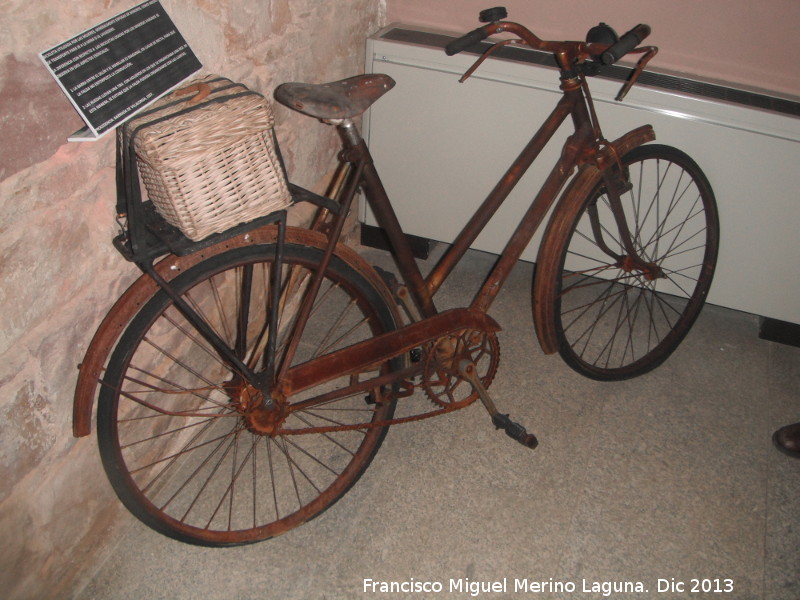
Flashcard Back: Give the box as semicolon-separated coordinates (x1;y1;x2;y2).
337;120;438;319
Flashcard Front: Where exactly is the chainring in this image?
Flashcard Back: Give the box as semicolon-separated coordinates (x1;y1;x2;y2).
422;329;500;408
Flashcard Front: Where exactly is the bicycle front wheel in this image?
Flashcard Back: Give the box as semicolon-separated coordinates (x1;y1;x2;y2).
97;243;399;545
535;144;719;380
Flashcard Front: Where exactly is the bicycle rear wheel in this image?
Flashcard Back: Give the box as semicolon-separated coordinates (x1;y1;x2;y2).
535;144;719;380
97;243;399;545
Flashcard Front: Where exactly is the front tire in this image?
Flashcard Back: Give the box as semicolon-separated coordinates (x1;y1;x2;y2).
535;144;719;380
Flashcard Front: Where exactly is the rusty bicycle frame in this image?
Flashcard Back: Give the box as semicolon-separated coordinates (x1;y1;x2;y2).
266;20;658;441
74;16;658;446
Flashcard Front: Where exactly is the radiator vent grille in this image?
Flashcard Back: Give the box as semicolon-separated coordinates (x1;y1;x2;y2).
380;27;800;118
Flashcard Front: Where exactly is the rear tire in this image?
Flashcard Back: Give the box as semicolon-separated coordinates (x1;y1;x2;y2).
97;243;399;545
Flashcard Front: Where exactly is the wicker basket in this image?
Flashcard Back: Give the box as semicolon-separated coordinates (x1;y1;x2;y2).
128;76;291;241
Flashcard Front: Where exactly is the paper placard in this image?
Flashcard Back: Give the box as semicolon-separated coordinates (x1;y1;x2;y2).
40;0;201;141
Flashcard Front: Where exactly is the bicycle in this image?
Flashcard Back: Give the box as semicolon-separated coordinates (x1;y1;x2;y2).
73;7;719;546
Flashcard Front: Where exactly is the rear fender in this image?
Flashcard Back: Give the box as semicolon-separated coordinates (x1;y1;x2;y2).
73;226;398;437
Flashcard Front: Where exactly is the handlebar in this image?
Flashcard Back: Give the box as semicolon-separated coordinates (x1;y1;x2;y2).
445;18;652;68
445;26;492;56
601;24;651;65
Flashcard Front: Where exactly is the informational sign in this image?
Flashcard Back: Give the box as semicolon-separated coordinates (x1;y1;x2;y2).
39;0;201;141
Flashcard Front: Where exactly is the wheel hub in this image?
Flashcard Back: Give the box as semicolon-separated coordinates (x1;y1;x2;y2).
244;403;287;436
231;381;287;436
619;254;663;280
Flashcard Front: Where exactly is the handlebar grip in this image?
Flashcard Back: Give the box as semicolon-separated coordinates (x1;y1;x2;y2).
445;26;491;56
600;24;651;65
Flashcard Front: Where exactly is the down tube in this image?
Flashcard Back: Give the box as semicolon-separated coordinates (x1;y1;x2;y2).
426;93;575;298
471;132;584;314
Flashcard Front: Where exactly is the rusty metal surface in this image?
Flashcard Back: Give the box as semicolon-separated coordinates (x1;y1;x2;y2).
426;92;577;299
278;308;501;398
360;147;439;319
74;9;684;549
73;225;399;437
78;91;656;440
532;125;656;354
469;90;597;314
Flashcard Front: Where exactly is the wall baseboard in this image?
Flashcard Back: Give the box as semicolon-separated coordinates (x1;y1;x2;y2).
360;224;433;259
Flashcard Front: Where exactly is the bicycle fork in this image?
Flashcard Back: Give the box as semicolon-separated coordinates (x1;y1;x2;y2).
581;74;665;282
593;161;665;281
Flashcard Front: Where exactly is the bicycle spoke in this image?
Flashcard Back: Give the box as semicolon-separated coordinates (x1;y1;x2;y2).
175;431;239;522
159;311;235;376
136;424;232;504
292;412;364;455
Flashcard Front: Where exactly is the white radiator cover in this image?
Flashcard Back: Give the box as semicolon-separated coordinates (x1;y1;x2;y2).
363;26;800;325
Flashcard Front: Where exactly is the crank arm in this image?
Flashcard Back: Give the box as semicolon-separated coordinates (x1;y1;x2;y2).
458;359;538;449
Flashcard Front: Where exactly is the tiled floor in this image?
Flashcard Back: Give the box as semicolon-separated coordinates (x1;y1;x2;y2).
75;244;799;600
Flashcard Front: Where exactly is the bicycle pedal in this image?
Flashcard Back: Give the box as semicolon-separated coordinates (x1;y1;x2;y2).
491;413;539;449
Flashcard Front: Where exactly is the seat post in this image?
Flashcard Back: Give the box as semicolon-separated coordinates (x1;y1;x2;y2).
335;119;362;147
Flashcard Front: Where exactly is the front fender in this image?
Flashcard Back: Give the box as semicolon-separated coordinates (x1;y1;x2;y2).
533;125;656;355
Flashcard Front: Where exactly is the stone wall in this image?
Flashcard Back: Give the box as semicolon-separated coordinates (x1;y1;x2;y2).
0;1;385;598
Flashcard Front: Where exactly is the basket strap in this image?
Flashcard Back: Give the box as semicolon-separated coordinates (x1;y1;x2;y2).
129;77;238;122
271;128;291;186
128;90;265;138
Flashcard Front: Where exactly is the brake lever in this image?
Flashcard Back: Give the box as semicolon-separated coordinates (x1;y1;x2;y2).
615;46;658;101
459;38;524;83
